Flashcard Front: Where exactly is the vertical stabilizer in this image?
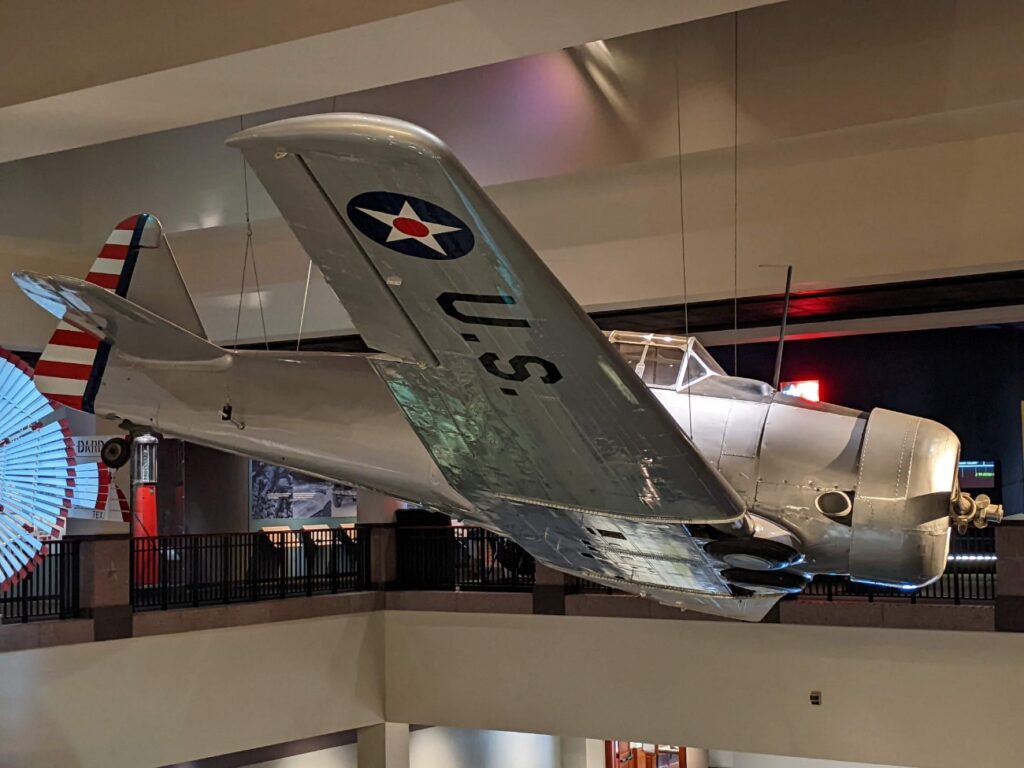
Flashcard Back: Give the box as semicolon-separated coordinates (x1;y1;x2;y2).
33;214;205;412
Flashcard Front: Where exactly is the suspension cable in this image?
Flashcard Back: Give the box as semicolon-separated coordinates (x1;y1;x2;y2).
296;262;313;352
674;34;694;439
234;114;271;352
732;11;740;377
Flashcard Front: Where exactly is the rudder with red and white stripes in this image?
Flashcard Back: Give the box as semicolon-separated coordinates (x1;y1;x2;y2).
32;213;204;412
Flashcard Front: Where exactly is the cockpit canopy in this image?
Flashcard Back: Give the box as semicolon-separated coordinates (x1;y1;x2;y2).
606;331;726;391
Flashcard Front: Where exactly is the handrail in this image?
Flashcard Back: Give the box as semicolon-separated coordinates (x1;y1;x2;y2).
0;538;80;623
130;528;371;611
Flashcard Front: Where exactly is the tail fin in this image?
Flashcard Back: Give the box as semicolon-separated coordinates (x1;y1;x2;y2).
24;214;205;412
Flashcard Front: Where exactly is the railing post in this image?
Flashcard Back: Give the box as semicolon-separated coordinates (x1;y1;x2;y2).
221;534;231;604
360;528;372;590
77;534;132;641
533;563;567;615
304;530;313;597
19;570;30;623
191;536;200;607
365;524;396;590
330;529;340;593
279;533;287;600
160;538;168;610
250;534;260;601
66;540;80;619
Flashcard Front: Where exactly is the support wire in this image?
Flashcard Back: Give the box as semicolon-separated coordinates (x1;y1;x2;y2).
233;114;270;352
731;11;740;377
674;35;694;439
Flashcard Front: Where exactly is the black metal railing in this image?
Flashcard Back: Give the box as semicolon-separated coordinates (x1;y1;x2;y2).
802;527;996;603
0;539;80;623
131;529;371;611
394;526;535;591
125;525;996;611
567;575;620;595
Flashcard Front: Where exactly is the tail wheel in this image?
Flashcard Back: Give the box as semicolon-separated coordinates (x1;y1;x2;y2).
705;539;801;571
101;436;131;469
723;568;808;593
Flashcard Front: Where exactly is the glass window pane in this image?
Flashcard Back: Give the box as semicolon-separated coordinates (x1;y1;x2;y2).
614;342;647;377
648;346;684;387
681;355;708;388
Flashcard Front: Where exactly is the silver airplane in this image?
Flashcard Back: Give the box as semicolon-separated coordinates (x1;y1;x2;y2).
13;114;1002;621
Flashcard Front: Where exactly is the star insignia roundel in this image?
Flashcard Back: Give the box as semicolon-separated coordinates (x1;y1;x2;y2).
347;191;475;260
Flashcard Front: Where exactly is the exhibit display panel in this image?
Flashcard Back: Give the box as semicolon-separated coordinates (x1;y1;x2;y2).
250;459;358;530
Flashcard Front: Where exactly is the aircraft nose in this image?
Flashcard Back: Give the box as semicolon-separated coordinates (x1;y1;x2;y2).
849;409;958;588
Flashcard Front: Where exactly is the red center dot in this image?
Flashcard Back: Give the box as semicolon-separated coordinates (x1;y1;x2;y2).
393;217;429;238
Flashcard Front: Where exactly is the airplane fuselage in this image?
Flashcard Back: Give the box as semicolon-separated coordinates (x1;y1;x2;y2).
96;343;957;601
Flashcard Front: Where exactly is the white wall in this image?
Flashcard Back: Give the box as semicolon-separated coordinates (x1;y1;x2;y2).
0;613;384;768
10;608;1023;767
385;611;1024;768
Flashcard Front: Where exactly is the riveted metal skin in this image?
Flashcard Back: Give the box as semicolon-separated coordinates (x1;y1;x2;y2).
14;114;968;620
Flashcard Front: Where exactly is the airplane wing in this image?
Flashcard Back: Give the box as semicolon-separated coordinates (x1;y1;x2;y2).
228;114;744;530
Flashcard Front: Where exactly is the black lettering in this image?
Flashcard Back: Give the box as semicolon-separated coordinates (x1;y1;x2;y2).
479;353;563;384
437;292;530;328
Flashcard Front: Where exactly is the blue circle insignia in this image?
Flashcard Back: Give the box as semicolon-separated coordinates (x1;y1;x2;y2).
347;191;474;260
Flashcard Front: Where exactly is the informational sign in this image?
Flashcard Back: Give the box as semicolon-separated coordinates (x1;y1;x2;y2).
250;461;357;522
73;435;105;462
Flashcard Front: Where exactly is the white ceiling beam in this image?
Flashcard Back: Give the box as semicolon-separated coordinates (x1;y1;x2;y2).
0;0;783;162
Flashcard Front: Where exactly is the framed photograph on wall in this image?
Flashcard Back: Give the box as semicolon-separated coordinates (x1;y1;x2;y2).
249;460;357;526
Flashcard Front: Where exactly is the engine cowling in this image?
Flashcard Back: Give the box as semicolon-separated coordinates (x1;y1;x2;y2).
848;408;958;588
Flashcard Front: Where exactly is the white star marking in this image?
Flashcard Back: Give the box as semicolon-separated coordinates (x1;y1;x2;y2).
356;201;461;255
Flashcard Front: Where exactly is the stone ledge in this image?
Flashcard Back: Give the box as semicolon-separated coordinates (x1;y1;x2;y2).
0;619;94;653
132;590;384;638
1;590;998;655
566;593;734;622
780;599;995;632
385;590;533;614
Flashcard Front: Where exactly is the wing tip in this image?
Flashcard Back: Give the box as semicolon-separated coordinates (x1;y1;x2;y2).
226;112;447;158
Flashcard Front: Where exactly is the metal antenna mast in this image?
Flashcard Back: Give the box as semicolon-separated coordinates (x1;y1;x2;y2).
760;264;793;389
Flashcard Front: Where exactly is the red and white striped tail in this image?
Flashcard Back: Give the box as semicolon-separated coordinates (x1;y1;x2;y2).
34;214;160;412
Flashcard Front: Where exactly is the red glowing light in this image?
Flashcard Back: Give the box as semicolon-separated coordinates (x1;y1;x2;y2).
780;379;820;402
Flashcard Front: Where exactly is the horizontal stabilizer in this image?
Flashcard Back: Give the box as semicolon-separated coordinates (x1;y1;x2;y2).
13;272;223;364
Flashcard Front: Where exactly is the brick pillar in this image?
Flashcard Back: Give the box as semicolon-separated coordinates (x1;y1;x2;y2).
78;534;133;641
533;563;568;615
995;523;1024;631
367;525;397;589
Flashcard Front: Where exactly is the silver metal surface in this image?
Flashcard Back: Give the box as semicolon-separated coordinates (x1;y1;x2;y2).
13;112;984;621
131;433;159;486
848;408;956;587
229;114;746;531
